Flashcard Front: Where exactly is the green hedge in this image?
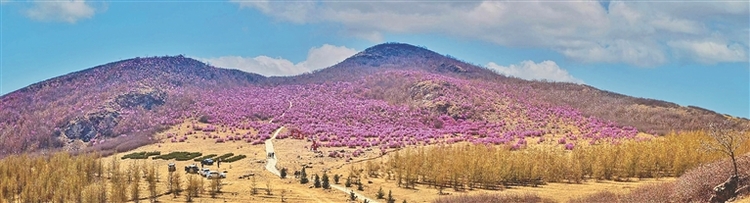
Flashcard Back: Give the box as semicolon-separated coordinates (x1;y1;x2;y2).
223;155;247;163
122;151;161;160
193;154;218;162
215;153;235;161
152;151;202;161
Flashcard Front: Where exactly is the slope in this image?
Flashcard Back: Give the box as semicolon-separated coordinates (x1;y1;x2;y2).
0;43;745;157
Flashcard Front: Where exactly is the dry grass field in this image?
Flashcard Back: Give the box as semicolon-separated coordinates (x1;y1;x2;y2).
104;121;704;203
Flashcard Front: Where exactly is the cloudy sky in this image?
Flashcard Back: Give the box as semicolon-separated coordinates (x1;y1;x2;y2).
1;1;748;117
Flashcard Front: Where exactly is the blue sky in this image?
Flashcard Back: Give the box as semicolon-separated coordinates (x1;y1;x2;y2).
1;1;748;118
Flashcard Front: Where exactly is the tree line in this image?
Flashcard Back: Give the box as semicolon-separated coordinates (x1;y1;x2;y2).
377;131;748;192
0;152;221;203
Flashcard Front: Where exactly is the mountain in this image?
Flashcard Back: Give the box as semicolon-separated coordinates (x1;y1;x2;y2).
0;43;744;156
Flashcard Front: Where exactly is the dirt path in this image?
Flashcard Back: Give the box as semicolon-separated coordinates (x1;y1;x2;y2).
330;184;380;203
264;126;283;177
265;100;292;177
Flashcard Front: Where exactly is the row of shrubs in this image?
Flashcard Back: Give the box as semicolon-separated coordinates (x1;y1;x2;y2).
121;151;161;160
121;151;247;163
215;153;235;161
223;155;247;163
193;154;217;162
152;152;203;161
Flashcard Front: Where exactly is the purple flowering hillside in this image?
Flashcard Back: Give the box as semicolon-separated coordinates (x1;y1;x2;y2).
0;43;742;156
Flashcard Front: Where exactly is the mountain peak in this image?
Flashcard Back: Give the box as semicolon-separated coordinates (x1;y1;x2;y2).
355;42;440;58
325;42;493;78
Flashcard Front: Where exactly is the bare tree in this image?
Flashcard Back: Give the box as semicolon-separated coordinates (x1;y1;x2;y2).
265;179;273;195
130;161;141;202
251;175;258;195
280;189;287;202
209;178;222;198
703;121;748;177
145;163;157;203
185;175;201;202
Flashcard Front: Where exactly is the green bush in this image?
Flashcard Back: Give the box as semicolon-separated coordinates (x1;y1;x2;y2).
122;151;161;160
152;151;202;161
215;153;235;161
223;155;247;163
194;154;217;162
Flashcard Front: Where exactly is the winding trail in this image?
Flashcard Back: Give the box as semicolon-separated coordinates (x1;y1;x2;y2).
262;100;379;202
264;126;283;177
265;100;292;177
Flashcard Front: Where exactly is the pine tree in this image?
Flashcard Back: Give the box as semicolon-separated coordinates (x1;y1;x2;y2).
313;174;321;188
300;168;309;184
322;173;330;189
333;174;340;184
357;182;364;191
376;187;385;199
387;190;396;203
345;177;352;187
280;168;288;179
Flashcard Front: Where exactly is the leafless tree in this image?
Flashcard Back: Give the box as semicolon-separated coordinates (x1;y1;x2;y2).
703;120;748;176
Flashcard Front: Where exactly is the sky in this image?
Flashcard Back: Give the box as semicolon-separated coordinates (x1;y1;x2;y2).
1;1;748;118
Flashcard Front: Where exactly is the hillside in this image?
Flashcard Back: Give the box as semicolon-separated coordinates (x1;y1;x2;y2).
0;43;744;156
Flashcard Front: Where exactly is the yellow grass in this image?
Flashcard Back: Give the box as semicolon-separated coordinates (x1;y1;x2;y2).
102;121;675;202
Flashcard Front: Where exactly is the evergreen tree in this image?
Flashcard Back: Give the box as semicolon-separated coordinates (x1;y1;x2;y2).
376;187;385;199
345;177;352;187
322;173;330;189
333;174;340;184
313;174;321;188
387;190;396;203
280;168;288;179
300;168;309;184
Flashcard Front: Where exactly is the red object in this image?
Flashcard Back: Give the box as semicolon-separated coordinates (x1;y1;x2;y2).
290;129;305;139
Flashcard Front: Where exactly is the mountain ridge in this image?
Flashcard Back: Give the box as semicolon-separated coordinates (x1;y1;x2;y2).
0;43;744;156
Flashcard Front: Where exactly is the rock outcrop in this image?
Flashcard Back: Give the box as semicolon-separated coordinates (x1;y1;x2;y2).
63;110;119;142
711;175;739;203
115;89;166;110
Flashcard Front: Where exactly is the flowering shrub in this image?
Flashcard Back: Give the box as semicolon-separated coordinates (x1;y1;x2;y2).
0;49;737;156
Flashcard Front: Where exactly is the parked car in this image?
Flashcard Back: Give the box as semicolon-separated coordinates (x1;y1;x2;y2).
201;158;214;166
206;171;226;179
199;168;211;176
168;163;176;172
184;164;199;173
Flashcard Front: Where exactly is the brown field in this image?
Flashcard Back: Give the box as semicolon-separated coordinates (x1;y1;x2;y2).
104;121;703;203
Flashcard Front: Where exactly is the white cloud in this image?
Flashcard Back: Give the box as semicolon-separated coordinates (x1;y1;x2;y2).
234;1;749;66
668;40;748;64
487;60;584;84
197;44;357;76
25;0;95;23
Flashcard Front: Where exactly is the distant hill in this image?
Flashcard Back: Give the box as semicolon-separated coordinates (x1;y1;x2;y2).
0;43;744;156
